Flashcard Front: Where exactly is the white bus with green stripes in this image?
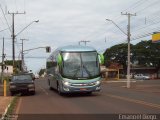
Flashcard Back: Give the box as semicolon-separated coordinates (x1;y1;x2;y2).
46;45;104;95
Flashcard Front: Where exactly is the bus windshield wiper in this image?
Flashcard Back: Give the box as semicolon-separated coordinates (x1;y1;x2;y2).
82;65;92;77
73;66;81;78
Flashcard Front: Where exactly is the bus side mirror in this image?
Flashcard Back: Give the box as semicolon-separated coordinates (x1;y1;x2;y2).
98;54;104;65
57;54;62;65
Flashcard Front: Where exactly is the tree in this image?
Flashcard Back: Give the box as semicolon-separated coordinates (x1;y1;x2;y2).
104;43;134;73
104;40;160;74
38;69;46;76
133;40;160;67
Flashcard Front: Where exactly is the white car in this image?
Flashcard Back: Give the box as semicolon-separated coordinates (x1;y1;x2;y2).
134;74;150;80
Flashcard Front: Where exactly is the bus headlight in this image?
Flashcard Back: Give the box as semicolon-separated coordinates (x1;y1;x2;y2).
63;81;71;86
95;81;100;85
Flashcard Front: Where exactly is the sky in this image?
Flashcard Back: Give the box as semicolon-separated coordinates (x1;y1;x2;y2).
0;0;160;73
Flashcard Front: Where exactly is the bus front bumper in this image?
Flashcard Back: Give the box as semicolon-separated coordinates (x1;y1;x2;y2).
61;84;101;93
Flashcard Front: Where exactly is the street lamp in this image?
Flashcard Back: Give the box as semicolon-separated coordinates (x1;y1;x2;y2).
12;20;39;68
106;18;131;88
106;19;127;35
16;20;39;37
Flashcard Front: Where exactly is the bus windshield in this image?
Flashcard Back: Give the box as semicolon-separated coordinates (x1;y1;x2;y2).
62;52;100;79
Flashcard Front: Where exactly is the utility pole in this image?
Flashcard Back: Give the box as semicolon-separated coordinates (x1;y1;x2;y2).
20;39;28;72
121;12;136;88
80;40;90;46
8;11;25;67
1;38;5;83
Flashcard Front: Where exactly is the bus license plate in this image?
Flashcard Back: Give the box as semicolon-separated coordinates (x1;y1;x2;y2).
80;88;87;91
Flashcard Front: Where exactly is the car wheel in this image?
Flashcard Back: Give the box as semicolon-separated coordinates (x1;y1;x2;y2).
86;92;92;95
10;91;14;96
30;91;35;95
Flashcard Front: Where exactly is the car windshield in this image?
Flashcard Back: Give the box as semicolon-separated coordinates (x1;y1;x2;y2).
12;75;32;81
62;52;100;79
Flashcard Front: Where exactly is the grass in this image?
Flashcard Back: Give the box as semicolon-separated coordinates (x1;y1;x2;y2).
3;94;20;120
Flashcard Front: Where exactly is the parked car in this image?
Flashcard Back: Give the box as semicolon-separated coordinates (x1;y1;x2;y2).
35;74;40;79
134;74;150;80
9;73;35;95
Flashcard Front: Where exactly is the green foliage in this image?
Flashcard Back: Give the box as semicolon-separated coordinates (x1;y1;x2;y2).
39;69;46;76
3;60;22;71
104;43;133;71
133;40;160;67
5;95;19;118
104;40;160;73
3;60;22;74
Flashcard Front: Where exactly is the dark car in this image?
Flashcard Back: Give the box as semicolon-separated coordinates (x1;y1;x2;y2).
9;74;35;95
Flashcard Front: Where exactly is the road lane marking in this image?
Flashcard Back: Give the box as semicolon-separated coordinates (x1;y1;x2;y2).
15;98;22;114
38;85;49;95
103;80;136;83
104;94;160;109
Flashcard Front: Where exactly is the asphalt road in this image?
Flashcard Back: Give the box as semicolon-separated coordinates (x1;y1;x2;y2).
13;78;160;120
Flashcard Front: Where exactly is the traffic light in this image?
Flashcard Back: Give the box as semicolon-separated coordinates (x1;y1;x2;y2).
46;46;51;53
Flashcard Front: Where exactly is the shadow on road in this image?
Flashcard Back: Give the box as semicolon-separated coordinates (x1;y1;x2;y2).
62;92;101;98
49;88;101;98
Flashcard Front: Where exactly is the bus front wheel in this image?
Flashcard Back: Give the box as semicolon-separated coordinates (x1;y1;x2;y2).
48;80;52;90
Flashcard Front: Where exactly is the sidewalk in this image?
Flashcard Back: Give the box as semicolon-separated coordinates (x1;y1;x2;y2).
0;83;12;118
0;97;12;118
103;78;160;94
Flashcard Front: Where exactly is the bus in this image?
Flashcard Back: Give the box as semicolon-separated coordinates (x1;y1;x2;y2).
46;45;104;95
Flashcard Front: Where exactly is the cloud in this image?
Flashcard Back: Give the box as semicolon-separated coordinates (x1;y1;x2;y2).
0;0;160;72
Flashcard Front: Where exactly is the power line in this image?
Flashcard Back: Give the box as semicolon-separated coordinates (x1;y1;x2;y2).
1;56;47;59
135;0;159;13
133;20;160;33
0;26;11;32
81;0;148;43
122;0;147;12
0;4;11;33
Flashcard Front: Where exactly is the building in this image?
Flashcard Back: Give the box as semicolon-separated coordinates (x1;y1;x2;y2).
0;65;13;76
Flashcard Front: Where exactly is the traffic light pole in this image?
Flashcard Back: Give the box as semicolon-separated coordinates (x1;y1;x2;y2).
23;46;50;52
20;46;51;71
20;39;29;72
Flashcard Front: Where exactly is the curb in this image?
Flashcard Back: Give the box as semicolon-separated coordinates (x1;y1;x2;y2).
1;101;11;120
0;96;18;120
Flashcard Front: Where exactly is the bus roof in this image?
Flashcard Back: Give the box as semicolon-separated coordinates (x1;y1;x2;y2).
59;45;97;52
47;45;97;60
